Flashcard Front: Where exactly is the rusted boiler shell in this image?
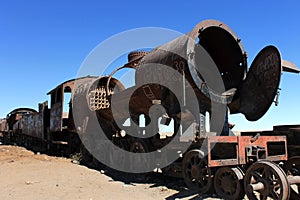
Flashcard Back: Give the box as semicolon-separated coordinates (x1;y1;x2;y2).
74;19;299;135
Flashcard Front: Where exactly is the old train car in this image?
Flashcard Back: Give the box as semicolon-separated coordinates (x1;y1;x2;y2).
2;108;37;144
2;19;300;200
0;118;6;139
3;76;97;154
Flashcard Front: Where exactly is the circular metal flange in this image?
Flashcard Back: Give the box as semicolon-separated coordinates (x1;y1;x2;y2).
239;45;282;121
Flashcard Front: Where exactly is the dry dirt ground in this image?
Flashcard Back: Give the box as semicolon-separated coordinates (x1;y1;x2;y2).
0;144;221;200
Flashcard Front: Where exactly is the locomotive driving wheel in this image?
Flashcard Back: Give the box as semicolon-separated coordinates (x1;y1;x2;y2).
214;167;245;199
130;139;149;153
129;139;151;172
244;160;290;200
283;156;300;200
109;141;127;169
182;149;212;194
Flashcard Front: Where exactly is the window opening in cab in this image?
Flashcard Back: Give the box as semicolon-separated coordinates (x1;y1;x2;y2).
63;86;72;115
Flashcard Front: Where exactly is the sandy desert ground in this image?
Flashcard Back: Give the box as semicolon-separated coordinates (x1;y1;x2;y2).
0;144;221;200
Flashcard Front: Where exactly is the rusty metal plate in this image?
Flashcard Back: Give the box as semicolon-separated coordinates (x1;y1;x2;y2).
22;113;44;139
0;118;6;132
239;45;282;121
207;135;287;167
50;102;62;132
207;136;239;167
238;136;288;164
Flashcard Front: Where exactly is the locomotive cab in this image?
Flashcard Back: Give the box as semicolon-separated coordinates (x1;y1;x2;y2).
47;80;75;132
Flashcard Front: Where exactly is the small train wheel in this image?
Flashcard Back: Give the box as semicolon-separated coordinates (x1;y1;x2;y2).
283;156;300;200
109;142;127;169
244;160;290;200
80;144;94;164
182;149;212;194
214;167;245;199
129;139;151;172
130;139;149;153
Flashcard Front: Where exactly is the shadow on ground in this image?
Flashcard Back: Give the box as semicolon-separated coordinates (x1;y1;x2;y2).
84;161;219;200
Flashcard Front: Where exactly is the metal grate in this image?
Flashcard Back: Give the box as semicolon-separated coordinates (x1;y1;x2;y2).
88;87;113;111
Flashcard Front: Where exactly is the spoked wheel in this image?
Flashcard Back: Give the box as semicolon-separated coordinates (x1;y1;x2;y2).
283;156;300;200
129;139;151;172
109;142;127;169
214;167;245;199
182;149;213;194
244;160;290;200
80;144;94;164
130;139;149;153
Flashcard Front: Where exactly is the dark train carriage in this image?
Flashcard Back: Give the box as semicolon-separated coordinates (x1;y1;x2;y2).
0;118;6;131
0;118;6;138
6;108;37;131
3;108;37;143
3;76;97;153
21;102;49;140
2;105;49;150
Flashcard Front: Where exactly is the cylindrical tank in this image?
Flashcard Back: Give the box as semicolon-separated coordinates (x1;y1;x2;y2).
74;19;285;137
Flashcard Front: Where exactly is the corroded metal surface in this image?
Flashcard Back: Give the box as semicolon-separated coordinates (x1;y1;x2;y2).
22;112;44;138
50;102;63;132
97;20;298;134
0;118;6;132
244;160;290;200
282;60;300;73
207;135;288;167
283;156;300;199
238;46;282;121
21;102;49;139
48;79;76;132
214;167;245;199
182;149;213;194
1;19;299;200
6;108;37;130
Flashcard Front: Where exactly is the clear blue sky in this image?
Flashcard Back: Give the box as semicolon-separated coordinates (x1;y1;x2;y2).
0;0;299;131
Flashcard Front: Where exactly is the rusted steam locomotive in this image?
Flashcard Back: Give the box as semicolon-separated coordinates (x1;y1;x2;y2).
1;20;300;200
